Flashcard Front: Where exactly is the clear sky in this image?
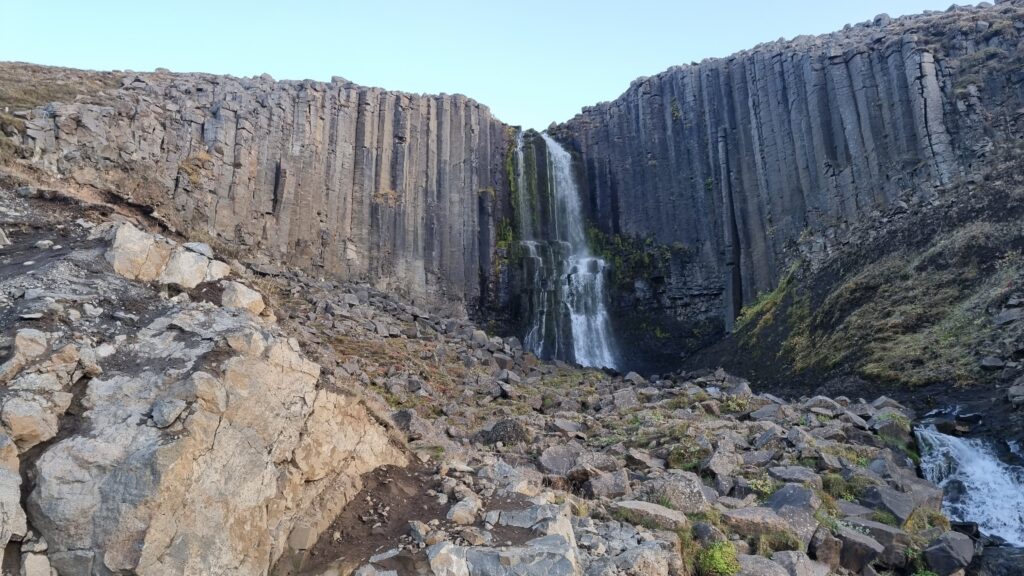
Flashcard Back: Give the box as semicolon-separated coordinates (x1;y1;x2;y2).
3;0;954;128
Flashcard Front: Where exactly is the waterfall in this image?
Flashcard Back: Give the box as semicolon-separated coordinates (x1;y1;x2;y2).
916;425;1024;546
513;131;618;369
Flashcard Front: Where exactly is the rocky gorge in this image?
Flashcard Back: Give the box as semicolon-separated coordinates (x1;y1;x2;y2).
0;1;1023;575
0;183;994;575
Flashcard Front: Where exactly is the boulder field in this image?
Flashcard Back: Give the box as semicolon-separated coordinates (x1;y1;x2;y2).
0;185;985;576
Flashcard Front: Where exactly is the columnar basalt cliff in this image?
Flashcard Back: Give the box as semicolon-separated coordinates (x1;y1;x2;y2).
3;2;1024;371
554;2;1024;360
10;70;513;312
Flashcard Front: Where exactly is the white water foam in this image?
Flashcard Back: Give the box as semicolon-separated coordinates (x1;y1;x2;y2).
916;425;1024;546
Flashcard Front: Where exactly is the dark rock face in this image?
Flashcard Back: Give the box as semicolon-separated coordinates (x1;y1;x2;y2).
557;2;1024;346
16;72;513;312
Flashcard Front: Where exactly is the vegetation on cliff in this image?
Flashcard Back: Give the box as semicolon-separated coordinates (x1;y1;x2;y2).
722;162;1024;392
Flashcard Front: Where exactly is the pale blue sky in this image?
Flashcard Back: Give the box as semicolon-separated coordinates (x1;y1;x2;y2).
4;0;952;128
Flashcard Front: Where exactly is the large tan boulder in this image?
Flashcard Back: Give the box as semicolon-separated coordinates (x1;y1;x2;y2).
0;467;27;563
221;281;265;315
27;305;405;575
104;223;173;282
157;247;210;288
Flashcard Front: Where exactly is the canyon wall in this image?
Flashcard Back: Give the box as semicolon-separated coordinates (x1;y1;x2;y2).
4;2;1024;369
14;72;513;312
555;1;1024;344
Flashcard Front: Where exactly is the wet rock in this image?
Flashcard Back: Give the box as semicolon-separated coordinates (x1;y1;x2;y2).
923;531;974;575
977;545;1024;576
842;517;913;567
837;526;884;573
860;485;916;525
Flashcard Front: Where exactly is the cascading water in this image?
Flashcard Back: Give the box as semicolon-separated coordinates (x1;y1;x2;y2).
916;425;1024;546
513;131;618;369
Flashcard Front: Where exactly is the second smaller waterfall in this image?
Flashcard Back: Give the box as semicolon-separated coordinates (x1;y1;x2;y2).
916;425;1024;546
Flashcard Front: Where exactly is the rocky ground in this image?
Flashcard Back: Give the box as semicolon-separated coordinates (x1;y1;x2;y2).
0;183;1011;576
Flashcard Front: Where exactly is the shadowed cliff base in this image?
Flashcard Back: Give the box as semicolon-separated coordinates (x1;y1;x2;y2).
683;158;1024;445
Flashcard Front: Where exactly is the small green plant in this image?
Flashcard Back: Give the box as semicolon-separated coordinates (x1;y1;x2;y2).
748;474;780;500
686;509;723;529
611;506;660;530
671;98;682;121
903;507;951;540
696;541;740;576
495;218;516;251
876;411;912;433
667;442;710;472
871;510;900;526
721;396;750;414
814;508;840;534
754;528;802;555
735;262;799;339
822;473;874;502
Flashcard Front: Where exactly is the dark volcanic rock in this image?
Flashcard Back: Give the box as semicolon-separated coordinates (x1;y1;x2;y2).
555;2;1024;352
15;72;513;311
